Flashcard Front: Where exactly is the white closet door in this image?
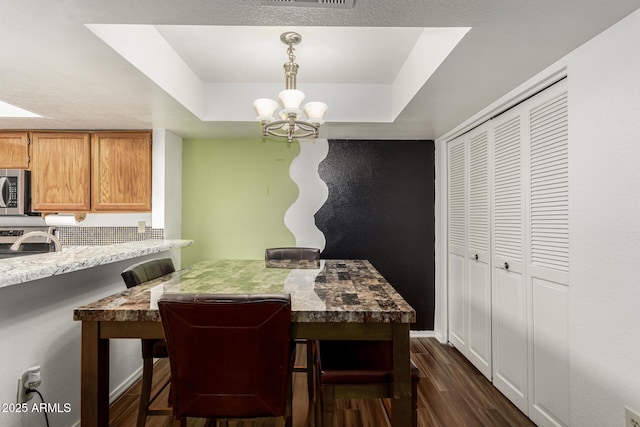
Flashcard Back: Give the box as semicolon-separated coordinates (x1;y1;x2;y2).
492;111;529;414
467;126;492;379
527;83;570;427
448;136;468;354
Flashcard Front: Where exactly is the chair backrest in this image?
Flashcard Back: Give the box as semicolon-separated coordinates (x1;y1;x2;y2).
265;247;320;262
157;293;292;420
121;258;175;288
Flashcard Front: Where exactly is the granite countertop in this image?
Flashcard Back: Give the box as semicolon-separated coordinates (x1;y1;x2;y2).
74;259;416;324
0;239;193;289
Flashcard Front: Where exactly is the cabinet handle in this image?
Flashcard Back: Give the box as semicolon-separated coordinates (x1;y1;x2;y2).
474;254;479;261
504;262;509;270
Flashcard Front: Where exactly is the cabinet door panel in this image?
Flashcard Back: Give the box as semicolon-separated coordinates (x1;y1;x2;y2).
467;127;492;379
468;259;491;378
530;278;569;426
448;138;467;253
91;132;152;211
528;85;569;426
0;132;30;169
448;252;467;352
529;91;569;274
448;137;468;353
492;111;528;413
492;268;528;413
31;132;91;211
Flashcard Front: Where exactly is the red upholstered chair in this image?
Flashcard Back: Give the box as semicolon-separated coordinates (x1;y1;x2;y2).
265;247;321;402
318;340;420;427
157;293;294;427
121;257;175;426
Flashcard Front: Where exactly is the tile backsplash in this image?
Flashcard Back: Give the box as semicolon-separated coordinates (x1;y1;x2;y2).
57;226;164;246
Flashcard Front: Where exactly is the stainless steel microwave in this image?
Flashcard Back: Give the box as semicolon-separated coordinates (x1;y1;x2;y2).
0;169;31;215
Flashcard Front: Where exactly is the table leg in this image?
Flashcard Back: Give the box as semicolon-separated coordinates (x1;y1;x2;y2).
81;321;110;426
392;323;411;427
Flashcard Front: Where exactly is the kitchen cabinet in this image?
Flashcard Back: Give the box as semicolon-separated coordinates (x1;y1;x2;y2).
91;131;152;211
31;132;91;211
0;131;30;169
29;130;152;213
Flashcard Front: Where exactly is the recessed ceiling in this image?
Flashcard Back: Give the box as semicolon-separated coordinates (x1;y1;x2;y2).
155;26;424;84
86;25;469;124
0;0;639;140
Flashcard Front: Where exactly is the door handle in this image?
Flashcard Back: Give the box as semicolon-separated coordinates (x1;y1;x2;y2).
0;177;7;208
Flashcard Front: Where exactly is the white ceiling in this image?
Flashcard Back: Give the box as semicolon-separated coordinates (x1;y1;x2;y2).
155;26;425;84
1;0;640;140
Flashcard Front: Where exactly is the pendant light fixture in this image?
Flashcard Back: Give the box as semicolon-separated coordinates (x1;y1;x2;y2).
253;32;328;143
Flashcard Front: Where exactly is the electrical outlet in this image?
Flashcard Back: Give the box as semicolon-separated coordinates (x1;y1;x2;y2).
626;406;640;427
137;221;146;233
17;366;41;404
16;376;31;403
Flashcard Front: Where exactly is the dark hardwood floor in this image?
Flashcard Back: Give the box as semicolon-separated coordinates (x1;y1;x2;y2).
109;338;535;427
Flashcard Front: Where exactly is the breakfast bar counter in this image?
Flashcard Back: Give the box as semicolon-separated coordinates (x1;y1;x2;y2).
74;259;416;426
0;239;193;289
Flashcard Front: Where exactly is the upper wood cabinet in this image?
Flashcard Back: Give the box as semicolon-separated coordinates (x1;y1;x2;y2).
0;131;30;169
31;132;91;212
91;131;152;212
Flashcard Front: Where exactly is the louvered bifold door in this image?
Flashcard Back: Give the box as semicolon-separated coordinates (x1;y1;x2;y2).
466;125;492;379
491;110;529;414
447;136;468;354
527;81;570;427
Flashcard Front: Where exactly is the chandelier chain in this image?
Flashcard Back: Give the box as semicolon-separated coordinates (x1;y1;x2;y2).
287;45;296;63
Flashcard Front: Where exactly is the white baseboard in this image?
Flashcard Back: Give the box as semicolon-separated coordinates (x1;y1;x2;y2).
410;330;436;338
71;366;143;427
110;366;143;404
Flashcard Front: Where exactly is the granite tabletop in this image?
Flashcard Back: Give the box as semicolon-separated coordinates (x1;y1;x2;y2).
74;259;416;324
0;239;193;289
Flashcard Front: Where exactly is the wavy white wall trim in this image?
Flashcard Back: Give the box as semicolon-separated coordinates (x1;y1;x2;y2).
284;138;329;251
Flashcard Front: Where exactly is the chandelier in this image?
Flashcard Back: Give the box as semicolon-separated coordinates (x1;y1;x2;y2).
253;31;328;143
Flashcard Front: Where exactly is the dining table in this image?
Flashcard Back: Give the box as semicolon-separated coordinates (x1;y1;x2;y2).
74;258;416;426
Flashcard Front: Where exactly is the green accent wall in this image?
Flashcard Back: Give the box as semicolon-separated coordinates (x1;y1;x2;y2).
181;139;300;266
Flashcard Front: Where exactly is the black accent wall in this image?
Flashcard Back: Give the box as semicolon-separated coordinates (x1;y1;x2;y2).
315;140;435;330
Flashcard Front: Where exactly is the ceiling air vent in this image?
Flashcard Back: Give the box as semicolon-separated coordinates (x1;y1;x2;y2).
261;0;354;9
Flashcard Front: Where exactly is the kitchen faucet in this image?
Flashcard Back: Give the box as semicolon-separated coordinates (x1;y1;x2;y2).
10;231;62;252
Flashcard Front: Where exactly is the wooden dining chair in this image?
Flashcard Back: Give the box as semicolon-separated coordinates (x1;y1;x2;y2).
265;246;321;402
317;340;420;427
121;257;175;427
157;293;295;427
